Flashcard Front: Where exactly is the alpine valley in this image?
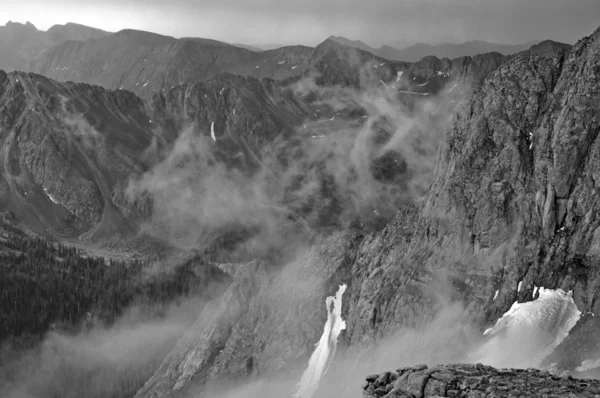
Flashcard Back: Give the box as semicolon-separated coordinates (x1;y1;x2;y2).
1;17;600;398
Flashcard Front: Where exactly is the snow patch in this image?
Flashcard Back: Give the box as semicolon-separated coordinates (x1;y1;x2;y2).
576;359;600;372
473;288;581;369
43;188;60;205
294;284;346;398
210;122;216;142
417;81;429;87
143;82;149;87
395;71;404;83
529;132;534;150
278;60;286;64
448;83;458;93
493;290;499;301
518;281;523;292
292;65;298;70
379;80;388;88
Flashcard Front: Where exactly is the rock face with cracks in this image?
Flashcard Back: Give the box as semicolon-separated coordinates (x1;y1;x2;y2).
362;364;600;398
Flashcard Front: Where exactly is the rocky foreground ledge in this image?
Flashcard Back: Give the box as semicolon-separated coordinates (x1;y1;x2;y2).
362;364;600;397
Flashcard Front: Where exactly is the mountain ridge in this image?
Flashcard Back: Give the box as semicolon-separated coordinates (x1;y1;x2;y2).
329;35;569;62
132;24;600;397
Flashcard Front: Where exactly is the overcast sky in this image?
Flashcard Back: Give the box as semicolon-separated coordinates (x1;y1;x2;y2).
3;0;600;47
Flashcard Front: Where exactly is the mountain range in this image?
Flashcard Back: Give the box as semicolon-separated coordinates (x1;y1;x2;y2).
1;21;572;92
327;35;572;61
1;17;599;398
133;25;600;397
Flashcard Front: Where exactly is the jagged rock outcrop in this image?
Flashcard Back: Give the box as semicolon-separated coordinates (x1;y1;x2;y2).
362;364;600;397
136;25;600;396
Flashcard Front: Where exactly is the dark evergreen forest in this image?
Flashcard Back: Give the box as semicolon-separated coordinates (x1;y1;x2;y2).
0;221;231;345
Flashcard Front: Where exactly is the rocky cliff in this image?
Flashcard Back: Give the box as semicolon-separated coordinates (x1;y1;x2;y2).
135;25;600;397
362;364;600;397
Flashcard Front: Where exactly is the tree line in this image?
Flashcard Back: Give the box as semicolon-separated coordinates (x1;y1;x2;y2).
0;230;230;344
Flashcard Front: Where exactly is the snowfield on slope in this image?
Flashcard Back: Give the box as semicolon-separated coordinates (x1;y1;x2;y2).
472;288;581;369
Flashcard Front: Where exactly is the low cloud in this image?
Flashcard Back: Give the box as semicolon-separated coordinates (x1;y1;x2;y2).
0;298;206;398
126;72;465;260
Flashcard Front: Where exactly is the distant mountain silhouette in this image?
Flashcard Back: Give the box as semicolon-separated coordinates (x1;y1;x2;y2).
0;21;110;71
328;35;570;62
327;35;381;54
231;43;264;52
388;40;540;61
519;39;573;57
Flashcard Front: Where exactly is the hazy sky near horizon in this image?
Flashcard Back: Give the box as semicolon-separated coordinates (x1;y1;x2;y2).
3;0;600;47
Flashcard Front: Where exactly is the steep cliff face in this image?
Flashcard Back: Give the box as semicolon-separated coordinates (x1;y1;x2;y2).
136;26;600;396
345;24;599;357
417;25;600;323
